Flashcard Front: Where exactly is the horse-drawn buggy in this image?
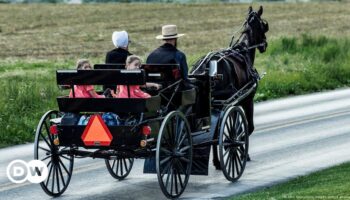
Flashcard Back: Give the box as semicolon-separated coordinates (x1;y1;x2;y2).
34;6;268;199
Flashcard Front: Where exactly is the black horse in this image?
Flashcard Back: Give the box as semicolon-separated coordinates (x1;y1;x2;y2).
190;6;269;168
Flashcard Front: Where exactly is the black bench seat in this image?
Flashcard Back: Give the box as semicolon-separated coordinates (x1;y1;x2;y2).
57;95;161;113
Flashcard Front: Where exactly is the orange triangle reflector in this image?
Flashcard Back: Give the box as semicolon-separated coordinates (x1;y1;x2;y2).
81;115;113;146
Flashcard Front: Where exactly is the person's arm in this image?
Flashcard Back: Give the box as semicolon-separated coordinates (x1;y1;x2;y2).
89;91;105;98
175;51;188;79
105;52;110;63
145;82;161;89
133;87;151;98
86;85;105;98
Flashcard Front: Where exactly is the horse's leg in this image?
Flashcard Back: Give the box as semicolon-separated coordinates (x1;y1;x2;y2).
241;92;255;136
211;109;221;170
212;144;221;170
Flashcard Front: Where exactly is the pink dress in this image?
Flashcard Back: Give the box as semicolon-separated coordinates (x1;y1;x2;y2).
117;85;151;98
69;85;103;98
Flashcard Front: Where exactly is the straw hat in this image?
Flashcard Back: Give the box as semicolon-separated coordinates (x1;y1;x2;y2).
156;25;185;40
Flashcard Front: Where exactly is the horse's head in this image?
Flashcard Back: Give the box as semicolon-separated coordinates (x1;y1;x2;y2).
244;6;269;53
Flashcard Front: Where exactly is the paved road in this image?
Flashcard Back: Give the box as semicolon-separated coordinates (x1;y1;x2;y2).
1;88;350;199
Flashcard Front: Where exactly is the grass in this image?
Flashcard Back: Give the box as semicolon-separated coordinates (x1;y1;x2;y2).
233;162;350;200
0;3;349;147
254;34;350;101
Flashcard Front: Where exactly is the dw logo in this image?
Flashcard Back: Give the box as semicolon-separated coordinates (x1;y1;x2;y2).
6;160;48;184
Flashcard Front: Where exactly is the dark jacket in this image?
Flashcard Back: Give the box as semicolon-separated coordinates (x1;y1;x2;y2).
146;43;188;79
105;48;131;64
104;48;132;91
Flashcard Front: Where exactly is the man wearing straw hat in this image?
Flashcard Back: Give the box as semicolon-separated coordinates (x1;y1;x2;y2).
146;24;188;79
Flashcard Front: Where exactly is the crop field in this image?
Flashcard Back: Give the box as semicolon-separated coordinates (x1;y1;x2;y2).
0;3;349;59
0;2;350;147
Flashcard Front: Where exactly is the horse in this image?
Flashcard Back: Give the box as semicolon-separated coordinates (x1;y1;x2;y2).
190;6;269;168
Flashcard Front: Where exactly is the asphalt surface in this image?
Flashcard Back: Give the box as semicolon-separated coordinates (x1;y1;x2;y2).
1;88;350;200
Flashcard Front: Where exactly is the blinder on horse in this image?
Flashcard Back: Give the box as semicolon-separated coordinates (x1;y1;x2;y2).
244;8;269;53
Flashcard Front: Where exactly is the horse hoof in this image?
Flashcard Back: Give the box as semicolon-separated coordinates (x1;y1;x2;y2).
213;161;221;170
214;165;221;170
247;154;251;161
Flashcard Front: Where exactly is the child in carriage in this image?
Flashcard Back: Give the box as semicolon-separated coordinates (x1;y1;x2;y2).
69;59;106;98
111;55;160;98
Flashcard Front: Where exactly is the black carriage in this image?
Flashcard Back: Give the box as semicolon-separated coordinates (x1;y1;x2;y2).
34;62;254;199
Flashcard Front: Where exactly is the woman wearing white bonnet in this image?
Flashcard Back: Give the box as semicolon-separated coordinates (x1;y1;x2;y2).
105;30;132;64
104;30;132;91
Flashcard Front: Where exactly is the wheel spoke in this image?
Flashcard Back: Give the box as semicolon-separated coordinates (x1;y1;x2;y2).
179;145;190;153
227;153;232;176
237;130;245;140
175;159;185;174
44;121;54;144
234;153;241;176
223;132;231;142
115;159;119;175
223;148;230;158
51;165;55;192
174;115;179;143
58;158;70;176
39;146;50;152
57;164;66;187
223;142;232;147
60;155;71;161
123;158;127;173
175;161;184;188
174;168;178;195
231;152;235;178
177;131;187;147
161;160;172;178
39;133;51;147
56;165;60;193
41;155;51;161
237;147;244;155
47;160;52;168
179;157;190;163
111;160;116;170
235;152;243;169
176;122;185;145
160;147;172;155
224;149;232;169
46;164;53;187
166;124;174;146
160;156;172;166
227;115;234;135
165;164;172;189
170;167;174;195
120;158;124;176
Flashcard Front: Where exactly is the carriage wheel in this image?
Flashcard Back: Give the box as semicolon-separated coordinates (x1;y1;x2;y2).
156;111;192;199
105;157;134;180
34;110;74;197
219;106;249;182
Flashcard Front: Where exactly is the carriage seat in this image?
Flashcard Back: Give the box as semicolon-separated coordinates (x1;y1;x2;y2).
56;69;161;113
142;64;196;106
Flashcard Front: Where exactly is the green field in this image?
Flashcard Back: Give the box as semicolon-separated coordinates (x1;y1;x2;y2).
0;3;350;147
234;162;350;200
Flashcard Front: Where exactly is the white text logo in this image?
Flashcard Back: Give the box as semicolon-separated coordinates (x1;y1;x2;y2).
7;160;48;184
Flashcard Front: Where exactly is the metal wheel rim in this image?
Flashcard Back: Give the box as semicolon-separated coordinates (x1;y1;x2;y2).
156;111;192;199
34;110;74;197
219;106;249;182
105;157;134;180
